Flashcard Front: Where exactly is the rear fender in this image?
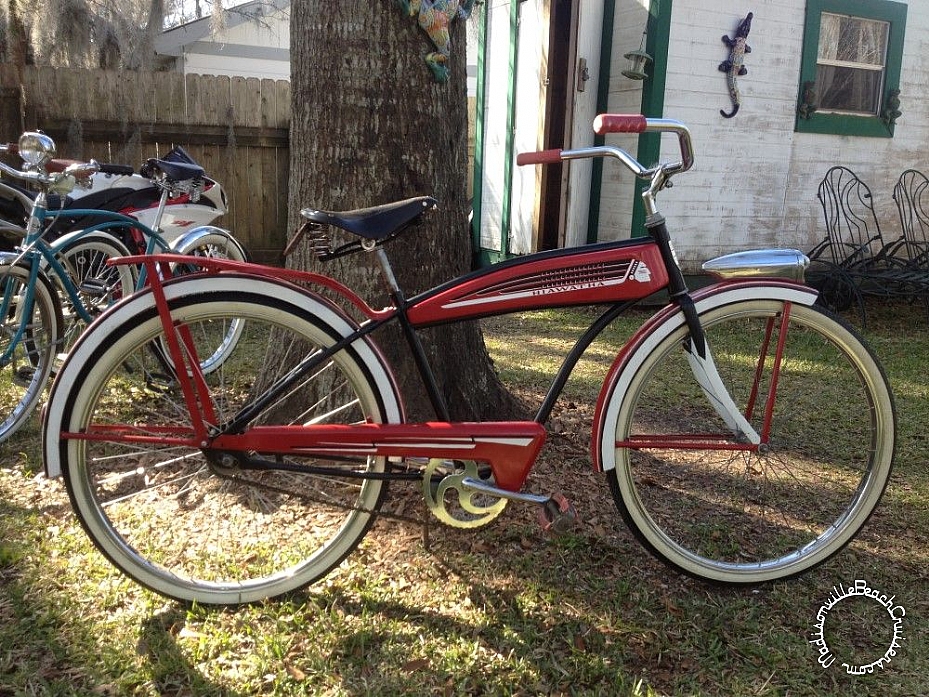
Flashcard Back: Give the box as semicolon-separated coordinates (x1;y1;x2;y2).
43;273;403;477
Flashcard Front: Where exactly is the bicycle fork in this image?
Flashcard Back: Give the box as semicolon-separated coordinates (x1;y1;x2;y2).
644;216;787;450
683;337;761;445
0;255;56;369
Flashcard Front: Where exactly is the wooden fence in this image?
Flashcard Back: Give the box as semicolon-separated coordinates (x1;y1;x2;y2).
0;64;290;263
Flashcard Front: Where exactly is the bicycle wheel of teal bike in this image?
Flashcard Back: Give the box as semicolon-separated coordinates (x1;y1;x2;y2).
46;276;401;604
600;298;895;584
0;261;61;442
55;231;136;358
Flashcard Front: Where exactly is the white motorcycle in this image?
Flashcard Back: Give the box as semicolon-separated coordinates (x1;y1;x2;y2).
0;143;243;261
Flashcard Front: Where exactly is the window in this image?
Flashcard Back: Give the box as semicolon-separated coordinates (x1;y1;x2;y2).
796;0;907;137
817;13;888;114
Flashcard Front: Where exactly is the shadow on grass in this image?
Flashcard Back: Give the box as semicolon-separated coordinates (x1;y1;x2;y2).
0;300;924;694
0;496;241;696
235;500;924;695
138;608;247;697
2;468;924;695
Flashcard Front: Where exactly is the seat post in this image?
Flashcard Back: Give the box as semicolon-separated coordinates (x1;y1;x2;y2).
372;245;401;296
370;243;452;420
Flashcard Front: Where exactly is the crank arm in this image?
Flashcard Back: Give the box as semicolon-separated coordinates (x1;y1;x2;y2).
460;476;551;505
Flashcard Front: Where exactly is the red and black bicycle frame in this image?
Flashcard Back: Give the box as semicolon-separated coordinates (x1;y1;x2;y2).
84;219;749;494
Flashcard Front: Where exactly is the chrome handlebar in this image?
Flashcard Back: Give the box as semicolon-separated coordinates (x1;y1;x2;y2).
0;155;102;195
592;114;694;176
517;115;693;176
516;114;695;215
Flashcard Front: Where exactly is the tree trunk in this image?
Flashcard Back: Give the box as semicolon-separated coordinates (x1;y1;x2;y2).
7;0;29;76
285;2;519;421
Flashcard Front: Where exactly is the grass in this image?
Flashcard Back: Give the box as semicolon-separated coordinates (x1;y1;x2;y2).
1;299;928;695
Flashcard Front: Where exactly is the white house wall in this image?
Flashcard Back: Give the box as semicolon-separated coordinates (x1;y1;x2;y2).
181;52;289;80
599;0;929;272
161;3;290;80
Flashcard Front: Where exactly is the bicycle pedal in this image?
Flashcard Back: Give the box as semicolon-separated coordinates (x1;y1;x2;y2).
79;279;110;298
537;493;578;534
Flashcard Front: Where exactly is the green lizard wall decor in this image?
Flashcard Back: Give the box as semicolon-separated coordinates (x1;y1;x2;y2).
719;12;753;118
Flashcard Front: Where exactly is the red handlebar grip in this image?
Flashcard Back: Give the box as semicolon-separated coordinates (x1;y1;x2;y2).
46;158;83;174
593;114;648;135
516;149;564;166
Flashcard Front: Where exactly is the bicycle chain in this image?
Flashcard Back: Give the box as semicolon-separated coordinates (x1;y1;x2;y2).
217;467;431;528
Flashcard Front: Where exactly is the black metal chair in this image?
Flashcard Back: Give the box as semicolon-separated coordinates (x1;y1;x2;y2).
807;166;925;323
893;169;929;269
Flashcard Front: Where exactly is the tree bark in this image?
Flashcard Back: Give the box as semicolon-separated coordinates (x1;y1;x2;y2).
285;1;519;421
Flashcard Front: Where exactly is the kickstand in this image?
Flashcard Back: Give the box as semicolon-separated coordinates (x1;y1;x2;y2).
422;514;431;551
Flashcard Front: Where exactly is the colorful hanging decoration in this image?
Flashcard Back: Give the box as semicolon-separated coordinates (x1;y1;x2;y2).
398;0;475;83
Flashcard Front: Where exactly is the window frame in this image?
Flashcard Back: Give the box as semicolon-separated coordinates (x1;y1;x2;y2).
796;0;907;137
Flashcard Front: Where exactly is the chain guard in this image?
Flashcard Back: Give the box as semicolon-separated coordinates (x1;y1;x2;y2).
422;459;507;529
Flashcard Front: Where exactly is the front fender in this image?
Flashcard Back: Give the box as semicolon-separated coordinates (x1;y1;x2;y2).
591;280;819;472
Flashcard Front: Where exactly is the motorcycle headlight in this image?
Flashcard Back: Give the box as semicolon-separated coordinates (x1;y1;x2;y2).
18;132;56;168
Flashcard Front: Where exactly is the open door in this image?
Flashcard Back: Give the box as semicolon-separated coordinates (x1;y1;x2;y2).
539;0;604;250
471;0;603;263
536;0;573;251
564;1;605;247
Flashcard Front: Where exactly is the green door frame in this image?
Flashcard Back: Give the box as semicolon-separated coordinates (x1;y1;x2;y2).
586;0;616;243
631;0;673;236
470;0;488;265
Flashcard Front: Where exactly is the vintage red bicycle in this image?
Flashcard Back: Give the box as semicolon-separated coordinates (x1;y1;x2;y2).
42;115;895;605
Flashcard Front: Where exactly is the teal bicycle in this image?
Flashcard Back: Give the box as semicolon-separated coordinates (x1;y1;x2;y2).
0;131;247;442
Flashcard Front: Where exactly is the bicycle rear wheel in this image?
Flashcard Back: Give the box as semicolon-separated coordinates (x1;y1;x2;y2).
601;298;894;584
46;277;401;604
0;261;61;442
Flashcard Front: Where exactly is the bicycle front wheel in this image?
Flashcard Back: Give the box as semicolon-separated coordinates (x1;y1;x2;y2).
0;262;61;442
602;298;895;584
47;277;401;604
